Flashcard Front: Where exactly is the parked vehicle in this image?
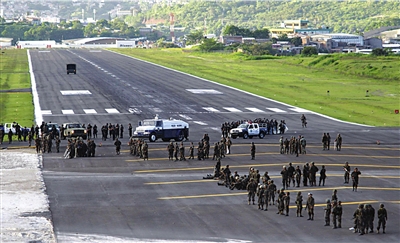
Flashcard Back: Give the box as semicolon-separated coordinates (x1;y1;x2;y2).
66;63;76;74
229;123;268;139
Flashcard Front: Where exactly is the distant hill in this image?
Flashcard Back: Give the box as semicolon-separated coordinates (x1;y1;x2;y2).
126;0;400;36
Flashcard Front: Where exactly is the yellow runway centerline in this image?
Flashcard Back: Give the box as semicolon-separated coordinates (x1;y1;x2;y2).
145;174;400;185
135;163;400;173
158;186;400;200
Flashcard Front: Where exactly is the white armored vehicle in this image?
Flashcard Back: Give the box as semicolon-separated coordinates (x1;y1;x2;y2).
133;115;189;142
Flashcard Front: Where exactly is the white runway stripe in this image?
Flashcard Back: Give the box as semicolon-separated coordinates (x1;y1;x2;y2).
202;107;220;112
193;121;208;125
266;108;287;113
83;109;97;114
223;107;243;112
288;107;311;113
179;114;192;120
245;107;264;112
105;108;120;114
41;110;52;115
62;110;74;114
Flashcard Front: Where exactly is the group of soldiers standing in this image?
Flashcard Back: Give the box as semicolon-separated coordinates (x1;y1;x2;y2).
322;132;343;151
279;135;307;157
352;203;388;235
128;137;148;160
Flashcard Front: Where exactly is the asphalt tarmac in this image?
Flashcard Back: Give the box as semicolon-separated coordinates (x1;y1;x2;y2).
28;49;399;243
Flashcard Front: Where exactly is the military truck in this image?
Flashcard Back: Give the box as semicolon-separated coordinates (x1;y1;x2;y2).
61;123;87;139
133;115;189;142
66;64;76;74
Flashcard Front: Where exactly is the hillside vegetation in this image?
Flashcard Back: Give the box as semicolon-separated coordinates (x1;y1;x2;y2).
132;0;400;35
111;48;400;127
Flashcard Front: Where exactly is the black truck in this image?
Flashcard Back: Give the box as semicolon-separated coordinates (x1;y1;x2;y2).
66;63;76;74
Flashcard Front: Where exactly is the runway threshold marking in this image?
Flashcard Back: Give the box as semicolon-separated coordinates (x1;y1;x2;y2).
158;187;400;200
145;175;400;185
134;163;400;173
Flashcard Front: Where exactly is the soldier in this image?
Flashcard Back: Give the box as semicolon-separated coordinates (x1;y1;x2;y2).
47;135;52;153
326;132;331;150
28;130;33;147
115;124;120;139
309;162;319;186
212;142;219;160
90;140;97;157
351;167;361;192
120;124;124;138
300;135;307;154
257;184;265;210
336;133;342;151
263;183;269;211
87;124;92;139
204;140;210;159
55;136;61;153
268;180;277;205
277;189;285;215
179;142;186;161
93;124;97;139
295;165;302;187
324;199;332;226
280;166;289;190
223;165;231;187
322;133;328;150
337;201;343;228
287;162;295;187
343;161;351;184
281;138;287;154
214;159;221;178
250;142;256;160
174;142;179;161
279;136;284;154
376;203;387;234
306;193;315;220
167;142;174;160
7;129;13;144
319;165;327;186
226;137;232;154
35;136;41;153
284;191;290;216
301;114;307;128
303;163;309;186
128;123;133;138
142;141;148;160
114;138;121;155
296;191;303;217
331;200;338;229
366;204;375;234
356;204;366;235
188;142;194;159
331;189;338;202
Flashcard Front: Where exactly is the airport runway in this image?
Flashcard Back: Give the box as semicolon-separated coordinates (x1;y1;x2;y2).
29;49;399;242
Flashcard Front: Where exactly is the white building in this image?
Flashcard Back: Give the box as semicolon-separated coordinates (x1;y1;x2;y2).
16;40;56;49
311;33;364;46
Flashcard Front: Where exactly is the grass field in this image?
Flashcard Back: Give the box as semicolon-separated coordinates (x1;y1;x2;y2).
0;49;34;142
111;48;400;127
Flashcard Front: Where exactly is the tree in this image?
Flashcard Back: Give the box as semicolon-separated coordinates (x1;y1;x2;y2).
302;46;318;56
290;37;302;46
371;48;388;56
198;38;224;52
186;30;204;45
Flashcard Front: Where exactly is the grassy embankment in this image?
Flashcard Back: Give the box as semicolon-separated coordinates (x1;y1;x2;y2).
111;48;400;127
0;49;34;141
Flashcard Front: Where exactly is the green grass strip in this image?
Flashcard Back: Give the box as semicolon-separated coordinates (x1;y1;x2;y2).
110;48;400;127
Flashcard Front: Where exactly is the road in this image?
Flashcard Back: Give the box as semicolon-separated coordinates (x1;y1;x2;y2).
29;49;400;243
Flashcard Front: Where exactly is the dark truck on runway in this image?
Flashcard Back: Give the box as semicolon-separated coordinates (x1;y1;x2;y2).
66;64;76;74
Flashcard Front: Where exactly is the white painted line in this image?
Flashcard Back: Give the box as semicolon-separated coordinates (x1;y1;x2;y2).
62;110;75;114
223;107;242;112
28;50;43;126
38;51;50;53
179;114;192;120
288;107;312;113
90;50;102;52
186;89;223;94
150;107;163;113
266;108;287;113
193;121;208;125
60;90;92;95
202;107;220;112
41;110;52;115
245;107;264;113
83;109;97;114
105;108;120;114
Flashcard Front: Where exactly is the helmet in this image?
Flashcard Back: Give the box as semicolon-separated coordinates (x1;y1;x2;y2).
326;199;331;203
